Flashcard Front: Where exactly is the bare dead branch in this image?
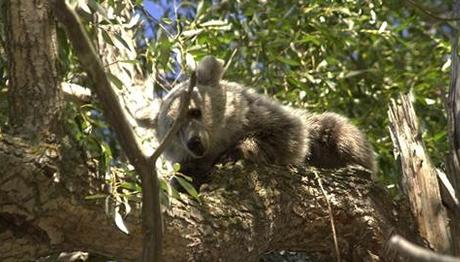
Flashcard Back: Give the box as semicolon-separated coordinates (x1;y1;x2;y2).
389;235;460;262
436;169;460;210
388;92;451;252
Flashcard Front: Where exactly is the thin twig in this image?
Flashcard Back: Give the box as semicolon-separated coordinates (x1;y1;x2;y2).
138;6;174;38
150;72;196;163
223;48;238;74
315;172;341;262
405;0;460;22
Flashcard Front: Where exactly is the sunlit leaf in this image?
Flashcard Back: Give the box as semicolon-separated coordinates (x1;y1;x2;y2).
78;0;92;14
114;209;129;234
182;29;203;37
201;20;228;27
120;182;141;191
173;163;181;172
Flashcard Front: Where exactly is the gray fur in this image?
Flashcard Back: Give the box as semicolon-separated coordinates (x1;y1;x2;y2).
156;56;375;187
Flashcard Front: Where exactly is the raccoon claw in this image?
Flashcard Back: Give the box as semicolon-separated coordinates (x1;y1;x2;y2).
218;147;244;164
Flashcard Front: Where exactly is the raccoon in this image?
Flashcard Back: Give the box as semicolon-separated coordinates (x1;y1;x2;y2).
156;56;375;188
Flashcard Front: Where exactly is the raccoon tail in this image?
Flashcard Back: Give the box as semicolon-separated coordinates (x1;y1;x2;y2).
305;112;376;173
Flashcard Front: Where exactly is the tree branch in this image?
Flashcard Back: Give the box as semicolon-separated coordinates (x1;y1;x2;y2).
52;2;163;261
388;235;460;262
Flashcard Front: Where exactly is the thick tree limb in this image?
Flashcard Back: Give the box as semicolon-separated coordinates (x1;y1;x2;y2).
0;135;417;261
52;2;162;261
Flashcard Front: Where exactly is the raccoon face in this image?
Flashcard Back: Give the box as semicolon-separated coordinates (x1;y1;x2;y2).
156;55;225;161
179;107;210;158
157;88;213;160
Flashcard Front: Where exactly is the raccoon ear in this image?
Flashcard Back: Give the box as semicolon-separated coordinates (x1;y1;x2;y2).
134;100;160;129
196;55;224;86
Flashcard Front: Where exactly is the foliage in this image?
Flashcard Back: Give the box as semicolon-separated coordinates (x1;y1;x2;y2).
0;0;453;194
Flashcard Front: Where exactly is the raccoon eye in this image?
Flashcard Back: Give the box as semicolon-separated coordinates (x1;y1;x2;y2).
188;108;202;119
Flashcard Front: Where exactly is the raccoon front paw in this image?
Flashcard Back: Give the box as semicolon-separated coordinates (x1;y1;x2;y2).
172;165;211;192
218;146;244;164
218;137;260;164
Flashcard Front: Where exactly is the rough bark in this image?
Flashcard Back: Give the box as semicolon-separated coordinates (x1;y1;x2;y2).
0;134;418;262
4;0;62;139
388;93;452;253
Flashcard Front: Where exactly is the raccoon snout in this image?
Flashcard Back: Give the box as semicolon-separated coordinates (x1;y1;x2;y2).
187;136;205;157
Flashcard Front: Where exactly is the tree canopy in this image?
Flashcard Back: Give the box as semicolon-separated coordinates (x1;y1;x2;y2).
0;0;458;261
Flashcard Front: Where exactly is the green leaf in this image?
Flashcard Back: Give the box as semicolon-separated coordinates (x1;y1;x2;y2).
162;17;173;25
175;175;199;199
85;193;108;200
87;0;111;22
173;163;181;172
120;182;141;191
196;1;205;17
107;72;124;89
276;56;300;66
297;35;321;45
100;29;115;46
118;59;138;64
114;33;132;51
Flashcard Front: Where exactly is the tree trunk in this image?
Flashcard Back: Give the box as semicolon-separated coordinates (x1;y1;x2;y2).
4;0;62;140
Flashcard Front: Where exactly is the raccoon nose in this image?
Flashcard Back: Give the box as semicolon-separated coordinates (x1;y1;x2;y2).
187;136;205;156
